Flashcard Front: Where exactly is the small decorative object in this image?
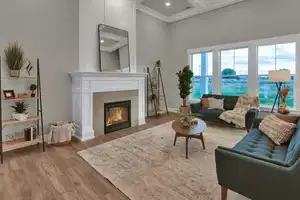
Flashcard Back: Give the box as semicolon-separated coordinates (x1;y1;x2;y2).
3;90;15;99
11;100;29;121
29;84;37;97
4;41;27;77
17;92;31;98
176;65;194;117
180;115;198;127
24;127;37;141
279;86;290;115
25;60;33;76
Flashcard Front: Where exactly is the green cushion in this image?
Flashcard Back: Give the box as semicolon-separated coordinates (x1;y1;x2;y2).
224;96;239;110
285;119;300;166
233;128;288;164
197;109;224;121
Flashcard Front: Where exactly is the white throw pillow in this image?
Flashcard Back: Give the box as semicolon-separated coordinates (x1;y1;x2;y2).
208;98;224;110
259;114;296;145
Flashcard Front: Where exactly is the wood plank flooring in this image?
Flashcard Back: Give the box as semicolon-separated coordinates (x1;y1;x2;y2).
0;115;176;200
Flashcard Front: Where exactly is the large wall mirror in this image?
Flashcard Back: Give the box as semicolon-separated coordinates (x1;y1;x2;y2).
98;24;130;72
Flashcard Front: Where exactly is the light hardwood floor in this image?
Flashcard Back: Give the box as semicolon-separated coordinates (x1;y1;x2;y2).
1;115;176;200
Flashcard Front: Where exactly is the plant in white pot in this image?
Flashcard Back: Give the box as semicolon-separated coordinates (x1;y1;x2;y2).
176;65;194;118
4;42;27;77
11;101;29;121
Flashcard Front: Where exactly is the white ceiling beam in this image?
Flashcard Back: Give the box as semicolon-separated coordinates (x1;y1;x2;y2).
169;8;201;23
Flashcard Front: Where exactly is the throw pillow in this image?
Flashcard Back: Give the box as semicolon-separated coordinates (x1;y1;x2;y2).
208;98;224;110
259;114;296;145
201;98;209;109
275;114;300;124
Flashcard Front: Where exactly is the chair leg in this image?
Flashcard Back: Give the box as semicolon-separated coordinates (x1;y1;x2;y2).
185;137;189;159
221;186;228;200
173;134;177;146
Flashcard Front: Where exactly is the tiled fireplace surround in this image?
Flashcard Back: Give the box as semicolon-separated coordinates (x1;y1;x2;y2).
70;72;147;141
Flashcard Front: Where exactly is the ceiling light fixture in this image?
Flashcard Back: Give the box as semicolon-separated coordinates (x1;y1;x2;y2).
165;2;171;7
100;40;104;43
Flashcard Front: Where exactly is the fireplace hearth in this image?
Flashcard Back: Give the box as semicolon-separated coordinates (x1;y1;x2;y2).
104;100;131;134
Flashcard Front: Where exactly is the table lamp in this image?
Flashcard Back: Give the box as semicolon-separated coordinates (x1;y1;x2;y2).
268;70;291;113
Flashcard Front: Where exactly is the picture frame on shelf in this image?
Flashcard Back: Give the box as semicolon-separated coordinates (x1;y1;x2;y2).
3;90;15;99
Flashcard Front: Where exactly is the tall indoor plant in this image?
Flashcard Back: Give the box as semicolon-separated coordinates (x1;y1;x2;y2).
4;42;26;77
176;65;194;115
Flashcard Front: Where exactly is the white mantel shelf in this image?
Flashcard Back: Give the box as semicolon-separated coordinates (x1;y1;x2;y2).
70;71;147;141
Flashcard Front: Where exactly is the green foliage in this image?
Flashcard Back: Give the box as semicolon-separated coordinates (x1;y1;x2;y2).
222;68;236;76
176;65;194;101
4;42;27;70
11;101;29;114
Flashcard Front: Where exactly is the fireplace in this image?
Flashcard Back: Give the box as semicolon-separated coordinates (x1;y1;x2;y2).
104;100;131;134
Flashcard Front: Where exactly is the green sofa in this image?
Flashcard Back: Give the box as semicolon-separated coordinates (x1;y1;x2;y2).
190;94;258;130
215;118;300;200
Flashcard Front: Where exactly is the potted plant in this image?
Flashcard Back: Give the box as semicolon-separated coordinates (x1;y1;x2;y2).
4;42;27;77
11;101;29;121
29;84;37;97
176;65;194;116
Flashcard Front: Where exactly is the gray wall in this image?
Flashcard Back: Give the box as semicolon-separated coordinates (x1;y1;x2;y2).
0;0;79;134
136;10;169;72
165;0;300;108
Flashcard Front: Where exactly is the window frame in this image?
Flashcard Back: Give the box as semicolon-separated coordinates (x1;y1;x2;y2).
257;43;296;109
187;33;300;111
190;52;213;101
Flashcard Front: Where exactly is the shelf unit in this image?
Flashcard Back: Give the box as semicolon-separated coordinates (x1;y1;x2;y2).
0;57;45;164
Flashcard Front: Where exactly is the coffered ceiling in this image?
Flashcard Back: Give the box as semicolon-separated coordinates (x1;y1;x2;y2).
136;0;247;23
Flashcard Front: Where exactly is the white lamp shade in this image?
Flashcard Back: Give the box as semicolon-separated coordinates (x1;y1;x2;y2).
268;70;291;82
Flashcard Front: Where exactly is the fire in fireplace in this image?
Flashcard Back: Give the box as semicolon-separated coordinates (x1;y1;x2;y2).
104;100;131;134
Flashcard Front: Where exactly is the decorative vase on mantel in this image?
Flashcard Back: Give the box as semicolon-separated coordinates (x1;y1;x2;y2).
278;86;290;115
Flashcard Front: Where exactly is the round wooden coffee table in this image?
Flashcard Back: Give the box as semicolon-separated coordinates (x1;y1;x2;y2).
172;119;207;159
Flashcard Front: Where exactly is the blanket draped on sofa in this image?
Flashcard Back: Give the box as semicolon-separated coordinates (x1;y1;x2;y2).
219;95;259;128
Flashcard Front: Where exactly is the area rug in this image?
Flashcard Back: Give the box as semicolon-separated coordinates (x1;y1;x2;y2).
78;121;249;200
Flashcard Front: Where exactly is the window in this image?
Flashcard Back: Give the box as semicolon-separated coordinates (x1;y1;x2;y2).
258;43;296;108
191;52;213;99
221;48;248;96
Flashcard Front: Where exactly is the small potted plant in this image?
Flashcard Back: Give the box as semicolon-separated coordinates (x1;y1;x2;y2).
4;42;27;77
176;65;194;116
29;84;37;97
11;101;29;121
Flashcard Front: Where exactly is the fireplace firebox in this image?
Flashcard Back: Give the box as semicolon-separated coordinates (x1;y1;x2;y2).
104;100;131;134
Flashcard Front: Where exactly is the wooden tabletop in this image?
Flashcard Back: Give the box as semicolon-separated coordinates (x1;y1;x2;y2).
172;119;207;136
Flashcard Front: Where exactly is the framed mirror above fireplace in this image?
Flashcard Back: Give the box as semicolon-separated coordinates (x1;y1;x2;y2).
104;100;131;134
98;24;130;72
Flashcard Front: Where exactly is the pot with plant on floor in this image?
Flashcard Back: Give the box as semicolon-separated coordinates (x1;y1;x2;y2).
4;41;27;77
176;65;194;126
29;84;37;97
11;101;29;121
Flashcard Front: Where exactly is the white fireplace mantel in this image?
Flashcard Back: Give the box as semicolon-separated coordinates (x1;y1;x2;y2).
70;72;147;141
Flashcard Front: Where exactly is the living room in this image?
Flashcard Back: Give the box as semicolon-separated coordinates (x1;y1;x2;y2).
1;0;300;199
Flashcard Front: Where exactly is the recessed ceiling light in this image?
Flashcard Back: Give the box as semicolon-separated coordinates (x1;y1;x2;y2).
100;40;104;43
165;2;171;7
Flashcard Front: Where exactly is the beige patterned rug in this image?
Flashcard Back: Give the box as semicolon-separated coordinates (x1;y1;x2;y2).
78;121;250;200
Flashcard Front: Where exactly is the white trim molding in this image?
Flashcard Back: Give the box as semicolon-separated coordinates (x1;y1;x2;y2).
136;0;246;23
69;72;147;141
187;33;300;111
